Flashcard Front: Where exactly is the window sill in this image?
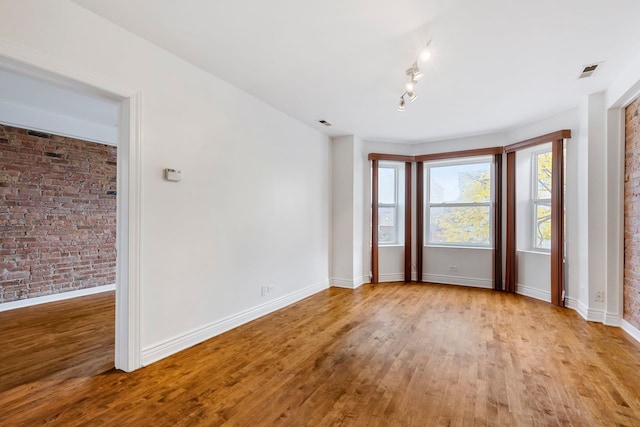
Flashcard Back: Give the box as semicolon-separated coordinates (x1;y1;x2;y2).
517;249;550;256
424;245;494;250
379;244;404;248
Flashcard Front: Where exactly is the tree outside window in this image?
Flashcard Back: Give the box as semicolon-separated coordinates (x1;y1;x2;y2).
378;166;398;245
533;150;552;249
427;159;493;247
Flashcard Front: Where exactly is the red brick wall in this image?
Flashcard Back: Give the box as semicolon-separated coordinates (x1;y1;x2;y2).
625;97;640;329
0;125;116;304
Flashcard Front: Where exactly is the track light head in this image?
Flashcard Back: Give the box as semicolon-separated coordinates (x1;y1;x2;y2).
405;81;415;92
419;43;432;63
407;91;417;102
406;63;423;81
397;96;406;112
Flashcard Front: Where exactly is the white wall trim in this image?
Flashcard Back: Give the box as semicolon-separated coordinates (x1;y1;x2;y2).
566;297;589;320
516;284;551;303
116;93;143;372
566;297;605;322
422;274;493;289
379;273;405;283
0;284;115;312
621;319;640;344
604;312;621;327
141;280;329;366
331;278;356;289
565;296;579;311
0;37;143;372
585;307;605;323
331;276;368;289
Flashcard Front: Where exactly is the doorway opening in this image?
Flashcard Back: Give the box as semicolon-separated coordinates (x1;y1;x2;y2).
0;43;141;373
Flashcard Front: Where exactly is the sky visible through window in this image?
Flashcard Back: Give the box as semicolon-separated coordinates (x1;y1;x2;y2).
379;167;395;204
430;162;490;203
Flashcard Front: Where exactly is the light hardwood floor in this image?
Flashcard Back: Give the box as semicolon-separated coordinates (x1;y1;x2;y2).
2;283;640;426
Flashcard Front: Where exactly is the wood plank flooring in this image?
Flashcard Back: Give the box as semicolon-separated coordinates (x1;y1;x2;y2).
2;283;640;426
0;291;114;393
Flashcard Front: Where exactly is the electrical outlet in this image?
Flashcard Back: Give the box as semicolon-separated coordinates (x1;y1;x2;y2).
449;265;458;272
261;285;276;297
595;291;604;303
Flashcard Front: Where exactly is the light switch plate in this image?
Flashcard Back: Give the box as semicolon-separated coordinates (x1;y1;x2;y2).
164;168;182;182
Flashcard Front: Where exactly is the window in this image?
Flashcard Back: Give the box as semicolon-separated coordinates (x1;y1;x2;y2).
426;157;493;247
378;163;403;245
532;150;552;250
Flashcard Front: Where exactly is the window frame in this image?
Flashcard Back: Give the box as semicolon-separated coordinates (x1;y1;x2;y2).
531;148;552;251
377;163;399;246
425;156;495;248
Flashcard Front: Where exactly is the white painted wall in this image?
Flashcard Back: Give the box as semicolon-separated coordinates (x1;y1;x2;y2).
352;136;365;284
412;133;508;156
423;247;493;288
586;92;607;319
331;136;355;286
331;135;367;288
0;0;331;363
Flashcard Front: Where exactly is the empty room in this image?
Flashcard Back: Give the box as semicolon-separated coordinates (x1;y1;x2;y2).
2;0;640;425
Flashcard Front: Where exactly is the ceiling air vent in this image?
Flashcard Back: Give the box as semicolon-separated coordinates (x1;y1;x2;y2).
578;63;601;79
318;120;332;127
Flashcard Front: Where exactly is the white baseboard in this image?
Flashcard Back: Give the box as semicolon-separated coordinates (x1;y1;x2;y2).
604;312;621;326
0;284;115;312
422;274;493;289
564;297;618;325
565;297;604;322
331;276;368;289
516;284;551;303
141;279;329;366
379;273;405;283
566;297;587;320
585;307;605;323
565;296;579;311
621;319;640;344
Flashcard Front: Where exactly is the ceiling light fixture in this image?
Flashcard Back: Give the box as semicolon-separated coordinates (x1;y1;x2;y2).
397;96;406;112
397;41;432;111
419;45;432;63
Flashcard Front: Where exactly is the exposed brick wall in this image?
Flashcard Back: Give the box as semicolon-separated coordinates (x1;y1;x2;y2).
625;97;640;329
0;124;116;303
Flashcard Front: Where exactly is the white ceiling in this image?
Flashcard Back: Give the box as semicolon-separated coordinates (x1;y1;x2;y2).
72;0;640;143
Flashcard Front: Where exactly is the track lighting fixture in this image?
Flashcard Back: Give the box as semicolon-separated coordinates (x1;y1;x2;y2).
397;41;431;111
405;81;415;92
419;44;432;63
397;96;406;112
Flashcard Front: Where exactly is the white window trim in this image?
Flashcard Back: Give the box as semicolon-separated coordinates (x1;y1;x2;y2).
532;148;552;252
425;156;495;248
378;163;399;246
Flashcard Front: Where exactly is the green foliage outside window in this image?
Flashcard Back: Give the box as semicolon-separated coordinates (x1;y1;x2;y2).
429;164;492;246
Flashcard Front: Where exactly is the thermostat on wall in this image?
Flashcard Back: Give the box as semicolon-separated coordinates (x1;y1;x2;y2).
164;168;182;182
